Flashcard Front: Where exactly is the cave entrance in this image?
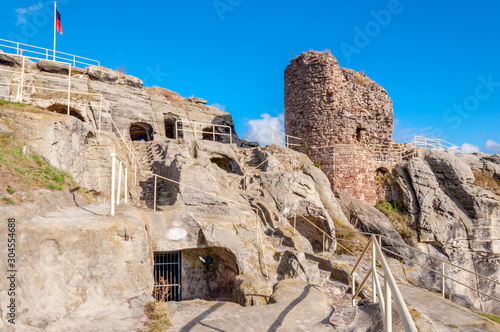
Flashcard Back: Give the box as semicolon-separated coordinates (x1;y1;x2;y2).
153;247;239;302
130;122;154;141
181;247;238;302
164;115;181;139
47;104;85;122
153;251;181;301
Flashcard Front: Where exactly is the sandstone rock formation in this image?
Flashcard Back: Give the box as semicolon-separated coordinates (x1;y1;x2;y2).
394;149;500;315
1;48;499;331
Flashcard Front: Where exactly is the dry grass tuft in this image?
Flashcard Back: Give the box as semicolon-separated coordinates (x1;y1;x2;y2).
473;171;500;196
334;218;367;255
145;87;184;103
142;301;171;332
353;72;375;87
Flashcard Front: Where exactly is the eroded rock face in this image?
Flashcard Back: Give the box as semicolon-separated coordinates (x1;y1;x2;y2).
0;194;153;331
396;149;500;314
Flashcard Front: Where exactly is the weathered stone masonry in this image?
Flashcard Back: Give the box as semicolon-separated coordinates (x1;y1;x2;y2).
284;51;395;204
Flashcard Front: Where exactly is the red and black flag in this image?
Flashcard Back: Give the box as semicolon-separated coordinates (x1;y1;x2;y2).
56;10;63;34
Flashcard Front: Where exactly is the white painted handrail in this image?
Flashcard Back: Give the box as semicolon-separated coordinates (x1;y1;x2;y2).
0;38;99;68
110;152;128;216
351;235;417;332
271;126;302;148
175;120;232;144
412;136;463;155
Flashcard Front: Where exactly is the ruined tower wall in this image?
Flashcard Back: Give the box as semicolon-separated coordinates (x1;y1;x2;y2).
284;51;395;204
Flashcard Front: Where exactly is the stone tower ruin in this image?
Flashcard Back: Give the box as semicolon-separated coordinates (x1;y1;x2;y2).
284;51;395;204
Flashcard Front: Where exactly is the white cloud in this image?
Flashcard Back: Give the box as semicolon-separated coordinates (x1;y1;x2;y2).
485;139;500;153
209;103;226;112
15;3;43;25
243;113;284;146
461;143;480;154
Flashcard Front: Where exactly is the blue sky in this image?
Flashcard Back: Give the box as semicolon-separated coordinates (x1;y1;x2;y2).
1;0;499;153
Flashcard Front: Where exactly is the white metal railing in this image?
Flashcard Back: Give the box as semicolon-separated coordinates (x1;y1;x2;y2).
411;136;463;155
0;38;99;68
0;54;102;116
253;146;500;312
378;234;500;304
271;126;302;149
175;120;232;144
351;235;417;332
110;152;128;216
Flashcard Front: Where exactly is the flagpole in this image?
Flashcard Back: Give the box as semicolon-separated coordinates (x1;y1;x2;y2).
53;1;56;61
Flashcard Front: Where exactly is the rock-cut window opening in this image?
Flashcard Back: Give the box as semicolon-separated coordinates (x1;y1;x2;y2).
130;122;154;141
164;118;176;139
202;126;215;141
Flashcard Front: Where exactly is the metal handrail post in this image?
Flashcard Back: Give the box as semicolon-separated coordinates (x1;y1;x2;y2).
117;161;122;205
351;274;356;306
124;166;128;204
67;64;72;115
293;212;296;234
442;261;445;298
153;175;157;211
110;153;116;216
212;124;215;142
385;273;392;332
372;237;377;303
18;57;25;103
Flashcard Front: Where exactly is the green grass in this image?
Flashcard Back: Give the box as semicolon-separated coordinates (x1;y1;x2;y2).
2;197;15;205
375;200;417;246
143;302;170;332
0;99;29;108
477;312;500;324
0;134;76;204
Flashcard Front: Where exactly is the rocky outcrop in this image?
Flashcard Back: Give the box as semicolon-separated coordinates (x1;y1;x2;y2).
0;193;153;331
395;149;500;314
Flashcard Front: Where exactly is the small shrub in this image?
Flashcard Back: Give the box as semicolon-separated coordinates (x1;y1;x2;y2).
6;187;15;194
375;200;417;246
314;161;321;169
115;63;127;77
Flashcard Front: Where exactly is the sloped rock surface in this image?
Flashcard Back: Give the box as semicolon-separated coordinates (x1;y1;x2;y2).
0;198;153;332
396;149;500;315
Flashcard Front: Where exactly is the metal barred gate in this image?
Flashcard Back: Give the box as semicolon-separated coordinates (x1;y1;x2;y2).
153;251;181;301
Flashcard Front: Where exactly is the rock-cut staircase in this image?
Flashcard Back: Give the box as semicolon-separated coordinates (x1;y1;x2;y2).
131;141;171;208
